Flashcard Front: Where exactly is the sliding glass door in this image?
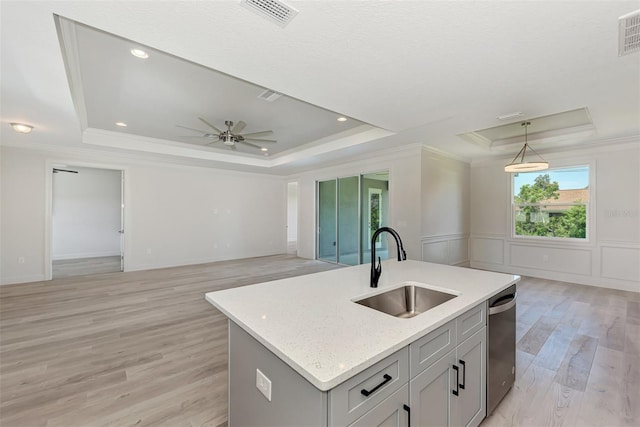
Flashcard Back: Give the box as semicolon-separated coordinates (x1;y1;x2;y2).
317;171;389;266
338;176;360;265
317;179;337;263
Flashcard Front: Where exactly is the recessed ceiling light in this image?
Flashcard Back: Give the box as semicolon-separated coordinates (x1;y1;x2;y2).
10;122;33;133
115;122;127;127
130;48;149;59
337;117;348;122
261;147;268;152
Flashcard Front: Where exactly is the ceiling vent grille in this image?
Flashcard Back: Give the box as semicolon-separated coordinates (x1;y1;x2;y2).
241;0;299;28
619;9;640;56
258;89;283;102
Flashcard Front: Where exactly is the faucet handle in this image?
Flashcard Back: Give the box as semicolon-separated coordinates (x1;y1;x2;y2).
375;256;382;274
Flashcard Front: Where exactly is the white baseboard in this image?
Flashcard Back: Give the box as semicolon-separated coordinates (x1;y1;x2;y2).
52;251;121;261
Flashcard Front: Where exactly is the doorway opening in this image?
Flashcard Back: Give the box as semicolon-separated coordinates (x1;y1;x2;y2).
316;171;389;266
51;166;124;279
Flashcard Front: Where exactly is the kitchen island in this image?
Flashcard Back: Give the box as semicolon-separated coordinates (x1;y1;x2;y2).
205;260;519;426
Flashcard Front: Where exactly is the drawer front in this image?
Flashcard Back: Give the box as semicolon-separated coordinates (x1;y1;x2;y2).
330;347;409;426
348;383;409;427
457;302;486;344
409;319;456;378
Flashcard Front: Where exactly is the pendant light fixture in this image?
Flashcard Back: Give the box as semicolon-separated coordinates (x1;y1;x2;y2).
504;121;549;173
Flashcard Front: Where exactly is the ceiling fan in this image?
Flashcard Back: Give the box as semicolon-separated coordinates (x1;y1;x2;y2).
177;118;276;150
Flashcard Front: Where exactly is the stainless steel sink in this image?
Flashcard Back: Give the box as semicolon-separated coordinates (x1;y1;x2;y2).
355;283;458;318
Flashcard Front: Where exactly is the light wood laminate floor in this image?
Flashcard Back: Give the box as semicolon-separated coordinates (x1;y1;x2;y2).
52;256;122;279
1;256;638;426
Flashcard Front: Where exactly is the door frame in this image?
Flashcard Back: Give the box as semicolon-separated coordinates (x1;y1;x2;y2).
367;187;383;250
44;159;129;280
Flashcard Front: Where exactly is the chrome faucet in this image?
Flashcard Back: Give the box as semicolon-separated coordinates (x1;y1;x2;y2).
370;227;407;287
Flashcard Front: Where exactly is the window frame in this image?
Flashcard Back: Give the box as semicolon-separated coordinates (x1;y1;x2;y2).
510;164;592;243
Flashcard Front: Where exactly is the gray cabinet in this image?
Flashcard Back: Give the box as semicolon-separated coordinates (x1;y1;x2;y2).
349;384;409;427
410;348;457;426
408;302;486;427
330;347;409;426
409;326;486;427
227;302;487;427
456;328;486;427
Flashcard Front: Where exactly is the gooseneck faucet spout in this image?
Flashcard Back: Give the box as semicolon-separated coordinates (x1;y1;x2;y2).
370;227;407;288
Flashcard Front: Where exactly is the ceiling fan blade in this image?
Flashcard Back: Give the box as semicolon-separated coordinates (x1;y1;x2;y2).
241;130;273;138
244;138;277;143
176;124;209;134
232;120;247;134
240;140;262;149
198;117;223;134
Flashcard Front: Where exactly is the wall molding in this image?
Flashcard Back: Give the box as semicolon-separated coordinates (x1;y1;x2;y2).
469;234;640;292
469;234;505;265
421;233;469;266
599;243;640;282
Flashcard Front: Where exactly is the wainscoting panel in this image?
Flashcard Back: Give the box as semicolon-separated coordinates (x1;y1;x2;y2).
601;245;640;282
470;237;504;265
509;244;592;276
421;234;469;266
422;240;448;264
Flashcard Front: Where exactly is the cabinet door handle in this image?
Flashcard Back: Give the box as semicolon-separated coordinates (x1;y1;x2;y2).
361;373;392;397
459;359;466;390
452;365;459;396
403;404;411;427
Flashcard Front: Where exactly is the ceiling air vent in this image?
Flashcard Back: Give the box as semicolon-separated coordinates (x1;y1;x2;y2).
241;0;299;28
258;89;283;102
619;9;640;56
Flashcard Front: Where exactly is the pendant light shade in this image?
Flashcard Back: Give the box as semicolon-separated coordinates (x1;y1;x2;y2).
504;121;548;173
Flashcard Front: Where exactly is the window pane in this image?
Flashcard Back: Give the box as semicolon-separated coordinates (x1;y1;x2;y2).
338;176;359;266
513;166;589;240
515;204;587;238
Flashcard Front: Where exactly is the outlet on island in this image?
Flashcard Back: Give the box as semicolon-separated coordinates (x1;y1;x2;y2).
256;368;272;401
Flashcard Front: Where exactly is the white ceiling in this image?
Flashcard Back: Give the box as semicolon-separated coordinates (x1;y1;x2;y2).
2;1;639;175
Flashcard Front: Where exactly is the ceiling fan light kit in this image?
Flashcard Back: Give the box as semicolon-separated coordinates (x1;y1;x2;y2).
177;118;277;151
504;121;549;173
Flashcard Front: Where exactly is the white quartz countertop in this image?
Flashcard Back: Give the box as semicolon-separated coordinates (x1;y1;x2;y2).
205;260;519;391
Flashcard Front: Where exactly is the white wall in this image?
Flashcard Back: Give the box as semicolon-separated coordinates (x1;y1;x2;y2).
469;141;640;292
420;150;471;266
287;181;298;242
52;167;122;260
0;146;287;285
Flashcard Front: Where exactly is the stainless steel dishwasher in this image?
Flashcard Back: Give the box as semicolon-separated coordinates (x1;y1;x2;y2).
487;284;517;415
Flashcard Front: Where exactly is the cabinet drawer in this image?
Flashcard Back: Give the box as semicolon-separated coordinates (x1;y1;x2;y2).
329;347;409;426
409;319;456;378
348;383;409;427
457;302;486;344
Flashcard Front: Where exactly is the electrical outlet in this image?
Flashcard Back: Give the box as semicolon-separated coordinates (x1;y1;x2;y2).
543;254;549;262
17;257;25;264
256;369;272;401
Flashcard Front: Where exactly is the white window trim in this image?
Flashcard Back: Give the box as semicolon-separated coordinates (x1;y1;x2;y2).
509;162;594;245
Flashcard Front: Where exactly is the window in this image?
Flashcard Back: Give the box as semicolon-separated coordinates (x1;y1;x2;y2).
512;166;589;240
